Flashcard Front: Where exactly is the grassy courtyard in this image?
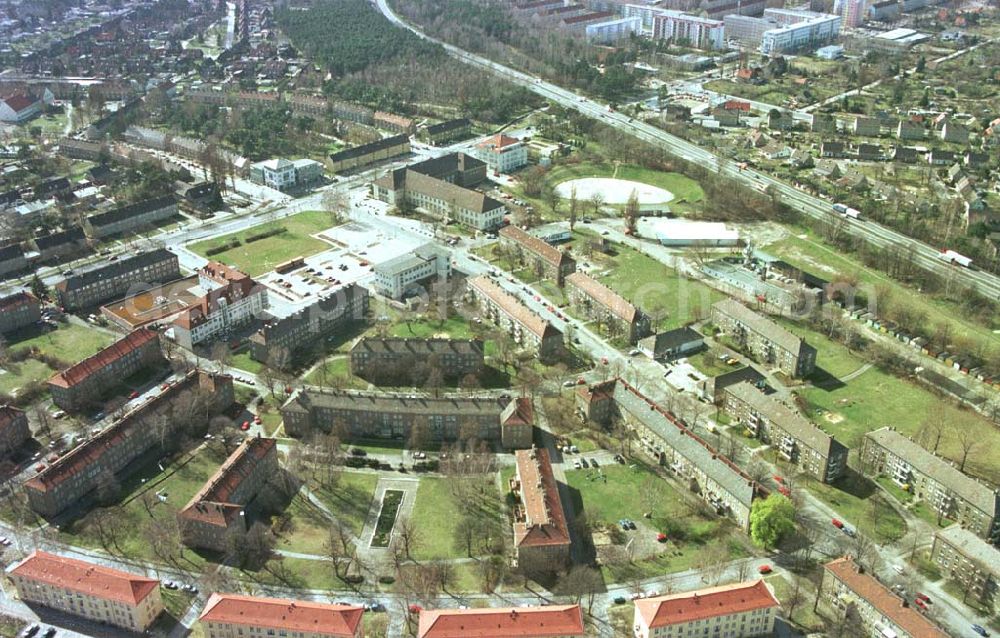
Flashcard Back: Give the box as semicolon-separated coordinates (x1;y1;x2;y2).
308;471;380;537
409;476;505;561
0;359;57;396
801;474;907;542
9;321;115;362
189;210;334;276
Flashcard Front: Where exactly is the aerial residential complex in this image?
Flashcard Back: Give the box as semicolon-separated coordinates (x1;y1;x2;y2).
722;382;847;483
171;262;268;350
565;271;651;344
178;437;279;552
633;580;781;638
711;299;817;379
281;389;535;449
349;337;485;383
55;248;180;310
0;290;41;334
467;275;564;361
498;225;577;285
652;10;726;49
83;195;177;238
7;551;164;633
198;594;364;638
929;524;1000;609
860;427;1000;542
417;605;586;638
510;447;572;575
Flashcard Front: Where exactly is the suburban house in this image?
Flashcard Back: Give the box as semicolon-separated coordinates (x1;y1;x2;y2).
896;120;925;140
711;299;817;378
860;427;1000;542
510;447;572;575
55;248;180;310
327;134;410;173
249;285;369;367
0;405;30;459
249;158;323;191
633;580;780;638
372;244;450;300
472;133;529;173
281;389;534;449
723;382;847;482
48;328;164;412
0;291;41;334
638;327;704;361
417;605;585;638
83;195;177;238
178;437;279;552
198;594;364;638
349;338;485;383
821;557;950;638
7;551;163;633
929;524;1000;609
498;225;577;285
171;262;268;350
941;121;969;144
565;271;651;344
467;275;564;362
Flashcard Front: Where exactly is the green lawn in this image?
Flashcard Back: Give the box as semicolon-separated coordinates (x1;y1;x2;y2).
229;351;264;375
547;162;704;207
409;476;504;561
0;359;57;395
775;318;867;379
390;315;476;339
189;210;334;276
767;575;825;632
308;471;379;537
10;322;115;361
303;356;368;390
278;493;337;555
687;350;741;377
802;474;907;542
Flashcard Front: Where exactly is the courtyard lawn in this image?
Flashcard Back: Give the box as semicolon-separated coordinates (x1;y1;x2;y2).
775;318;867;380
409;476;504;561
390;315;476;339
189;210;334;276
308;471;379;537
687;350;741;378
229;351;264;375
10;322;115;362
802;474;907;543
278;493;337;555
0;359;57;395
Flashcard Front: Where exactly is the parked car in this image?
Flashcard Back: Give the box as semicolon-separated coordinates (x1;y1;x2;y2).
972;625;989;637
757;565;772;574
842;526;857;537
21;624;39;638
915;593;931;604
831;518;844;529
43;627;56;638
613;596;627;605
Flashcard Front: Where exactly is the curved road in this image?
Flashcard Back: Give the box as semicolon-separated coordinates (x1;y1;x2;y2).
374;0;1000;302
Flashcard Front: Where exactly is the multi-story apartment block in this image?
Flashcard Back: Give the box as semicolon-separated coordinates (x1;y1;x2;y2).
83;195;177;239
199;593;364;638
350;338;485;383
760;13;841;54
0;291;41;334
55;248;180;310
498;225;577;285
418;605;585;638
374;111;416;135
711;299;817;379
634;580;780;638
281;389;534;449
930;524;1000;609
510;447;572;575
421;118;471;146
372;245;450;300
652;11;725;49
0;405;30;458
467;276;564;362
723;382;847;483
473;133;529;173
7;551;163;633
48;328;163;412
33;227;88;262
327;134;410;173
821;557;950;638
249;285;369;367
172;262;268;350
249;158;323;191
0;242;29;278
178;437;279;552
860;427;1000;542
25;371;234;518
565;272;651;344
577;379;759;530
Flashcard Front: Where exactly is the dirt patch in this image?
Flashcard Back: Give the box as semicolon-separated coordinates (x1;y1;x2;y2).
824;412;845;424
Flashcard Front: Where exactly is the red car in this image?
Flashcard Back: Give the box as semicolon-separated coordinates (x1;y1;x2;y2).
916;593;931;604
758;565;773;574
241;421;250;431
773;475;784;483
35;464;45;472
408;604;422;614
161;383;171;391
129;390;140;399
285;386;293;394
832;518;844;529
914;598;928;611
576;378;586;385
657;533;667;543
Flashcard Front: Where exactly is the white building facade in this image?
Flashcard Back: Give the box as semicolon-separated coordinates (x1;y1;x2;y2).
653;11;726;49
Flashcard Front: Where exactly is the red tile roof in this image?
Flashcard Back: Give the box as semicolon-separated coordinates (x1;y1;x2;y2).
501;397;534;428
468;276;561;341
476;133;522;151
1;93;40;113
173;264;261;330
0;291;38;313
513;448;570;549
9;551;159;606
48;328;159;389
498;226;573;269
199;593;363;636
635;580;779;629
178;437;277;528
723;100;751;112
418;605;585;637
562;10;613;24
823;557;950;638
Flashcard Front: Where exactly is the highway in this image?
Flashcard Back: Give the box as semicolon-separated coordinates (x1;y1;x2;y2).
374;0;1000;302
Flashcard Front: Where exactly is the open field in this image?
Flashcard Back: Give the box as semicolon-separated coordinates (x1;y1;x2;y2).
189;210;334;276
0;359;57;395
9;321;115;362
409;475;505;561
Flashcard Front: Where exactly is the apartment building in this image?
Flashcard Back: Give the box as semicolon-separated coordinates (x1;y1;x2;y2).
930;525;1000;609
172;262;268;350
374;111;416;135
48;328;163;412
7;551;163;633
249;158;323;191
723;382;847;483
860;427;1000;542
821;557;950;638
711;299;817;379
199;593;364;638
249;285;369;367
0;242;29;278
83;195;177;239
55;248;180;310
350;337;484;383
0;291;41;334
498;225;577;286
634;580;780;638
25;371;234;518
327;134;410;173
281;389;534;449
178;437;279;552
467;276;564;362
565;271;651;344
652;11;725;49
0;405;30;458
510;447;572;575
577;379;758;530
33;227;88;262
421;118;471;146
761;13;840;54
473;133;529;173
418;605;585;638
372;245;450;300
